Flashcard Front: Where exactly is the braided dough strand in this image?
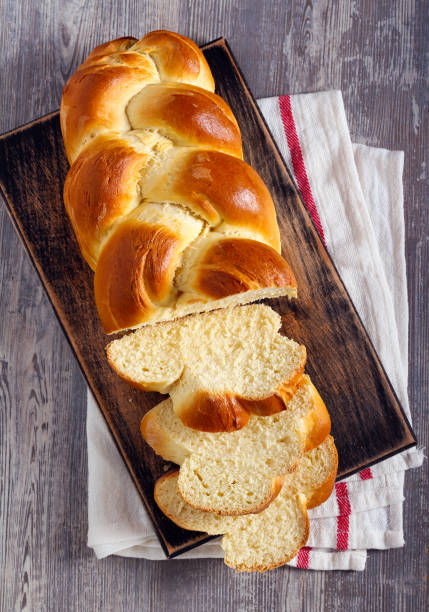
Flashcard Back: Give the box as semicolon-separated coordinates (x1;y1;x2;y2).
61;31;297;333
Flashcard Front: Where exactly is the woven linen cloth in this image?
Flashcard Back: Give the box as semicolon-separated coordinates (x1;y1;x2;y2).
86;91;423;571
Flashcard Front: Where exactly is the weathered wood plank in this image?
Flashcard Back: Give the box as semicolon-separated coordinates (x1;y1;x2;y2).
0;0;427;611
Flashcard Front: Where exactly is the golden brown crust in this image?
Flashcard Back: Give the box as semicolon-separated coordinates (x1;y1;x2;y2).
306;438;338;509
63;135;146;269
238;394;288;418
96;234;297;335
79;37;138;69
60;30;216;163
153;470;182;521
132;30;215;89
176;392;251;432
175;365;305;433
145;150;280;250
268;367;307;413
64;138;282;274
194;238;298;298
141;414;187;464
61;30;295;332
94;219;181;334
150;384;331;515
140;412;166;458
60;57;159;162
127;84;242;156
303;383;332;452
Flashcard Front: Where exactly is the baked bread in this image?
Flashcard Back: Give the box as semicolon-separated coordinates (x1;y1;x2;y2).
155;436;338;572
60;30;336;566
60;31;297;333
141;375;330;515
107;304;307;432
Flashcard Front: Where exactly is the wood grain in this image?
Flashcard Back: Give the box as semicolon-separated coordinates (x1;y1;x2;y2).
0;1;427;611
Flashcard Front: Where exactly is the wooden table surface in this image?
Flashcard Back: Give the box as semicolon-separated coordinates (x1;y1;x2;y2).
0;1;427;610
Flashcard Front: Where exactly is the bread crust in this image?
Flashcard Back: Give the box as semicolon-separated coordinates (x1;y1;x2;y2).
61;57;159;163
61;30;298;332
97;234;297;333
175;366;305;433
144;150;281;250
64;141;283;276
94;219;186;333
127;83;242;156
105;304;303;400
193;238;298;299
305;437;338;509
174;395;330;514
302;382;331;452
142;406;296;515
131;30;215;89
140;411;188;465
63;135;146;269
175;392;251;432
79;37;138;69
61;30;215;163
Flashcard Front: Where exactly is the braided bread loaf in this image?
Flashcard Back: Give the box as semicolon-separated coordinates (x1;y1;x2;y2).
60;31;297;333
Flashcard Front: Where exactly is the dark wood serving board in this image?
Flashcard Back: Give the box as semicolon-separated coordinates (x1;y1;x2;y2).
0;37;416;559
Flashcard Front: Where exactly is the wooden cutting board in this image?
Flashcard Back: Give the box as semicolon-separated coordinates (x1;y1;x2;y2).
0;37;416;558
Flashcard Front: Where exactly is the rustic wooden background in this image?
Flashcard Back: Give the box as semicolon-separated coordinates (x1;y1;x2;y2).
0;1;427;610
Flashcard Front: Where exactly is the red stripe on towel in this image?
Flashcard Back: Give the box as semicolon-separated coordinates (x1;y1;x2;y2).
278;95;326;245
335;482;352;550
279;93;358;556
359;468;373;480
296;547;311;569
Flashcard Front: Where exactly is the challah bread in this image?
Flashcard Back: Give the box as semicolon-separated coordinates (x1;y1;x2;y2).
107;304;307;432
141;375;331;515
154;436;338;572
61;31;297;333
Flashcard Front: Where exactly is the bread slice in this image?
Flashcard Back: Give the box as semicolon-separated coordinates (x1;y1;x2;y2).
155;436;338;572
141;375;331;514
107;304;307;432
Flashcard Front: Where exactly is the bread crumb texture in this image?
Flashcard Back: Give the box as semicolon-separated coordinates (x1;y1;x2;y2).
108;304;307;431
140;373;331;515
155;436;338;572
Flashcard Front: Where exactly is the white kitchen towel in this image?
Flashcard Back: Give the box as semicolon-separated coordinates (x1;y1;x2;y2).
86;90;423;571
